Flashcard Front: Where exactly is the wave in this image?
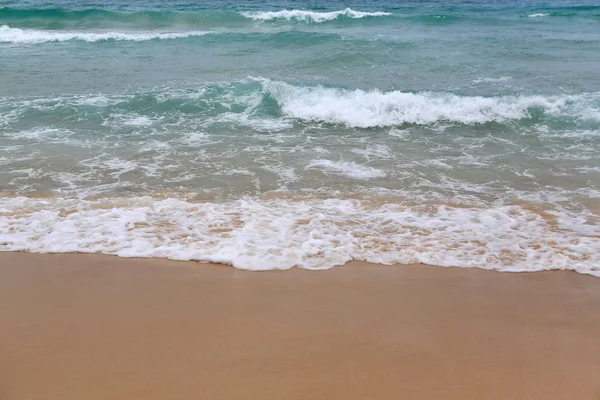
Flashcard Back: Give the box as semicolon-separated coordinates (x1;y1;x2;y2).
0;25;211;43
545;5;600;12
258;79;600;127
525;8;600;18
239;8;391;23
0;7;391;29
2;79;599;129
0;26;346;45
0;7;117;19
0;196;598;275
0;5;596;31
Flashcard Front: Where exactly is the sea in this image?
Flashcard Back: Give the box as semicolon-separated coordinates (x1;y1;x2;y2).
0;0;599;274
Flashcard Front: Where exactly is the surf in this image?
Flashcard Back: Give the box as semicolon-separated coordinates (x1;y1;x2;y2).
1;195;598;275
0;25;212;43
239;8;392;23
2;79;599;128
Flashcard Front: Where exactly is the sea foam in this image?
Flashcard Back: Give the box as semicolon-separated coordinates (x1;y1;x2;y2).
0;25;211;44
0;196;598;275
240;8;391;23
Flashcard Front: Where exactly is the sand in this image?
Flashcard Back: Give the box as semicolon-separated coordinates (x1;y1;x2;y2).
1;252;599;400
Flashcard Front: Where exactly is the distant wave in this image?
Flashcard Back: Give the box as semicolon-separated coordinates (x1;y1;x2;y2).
0;7;391;28
0;25;211;43
0;26;347;45
0;5;597;31
526;9;600;18
0;7;117;19
240;8;391;23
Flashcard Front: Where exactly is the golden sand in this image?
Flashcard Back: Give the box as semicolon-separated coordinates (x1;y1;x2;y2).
1;252;599;400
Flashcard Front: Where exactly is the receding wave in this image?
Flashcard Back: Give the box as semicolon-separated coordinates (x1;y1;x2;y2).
240;8;391;23
0;25;211;43
0;196;598;275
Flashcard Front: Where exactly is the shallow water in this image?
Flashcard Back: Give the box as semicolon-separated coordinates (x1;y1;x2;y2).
0;0;599;274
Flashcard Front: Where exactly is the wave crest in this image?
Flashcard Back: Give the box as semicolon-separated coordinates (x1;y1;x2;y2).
258;79;599;127
2;79;598;129
240;8;391;23
0;25;211;43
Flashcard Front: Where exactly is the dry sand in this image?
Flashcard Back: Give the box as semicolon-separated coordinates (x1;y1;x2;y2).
1;252;599;400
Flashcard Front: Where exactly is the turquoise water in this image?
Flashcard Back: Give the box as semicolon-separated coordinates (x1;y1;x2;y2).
0;0;599;273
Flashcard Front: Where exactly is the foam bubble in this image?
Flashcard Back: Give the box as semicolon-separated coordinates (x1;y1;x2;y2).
0;196;598;275
0;25;211;44
307;160;387;180
240;8;391;23
528;13;549;18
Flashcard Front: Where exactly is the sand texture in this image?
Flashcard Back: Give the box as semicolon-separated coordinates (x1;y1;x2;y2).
1;252;600;399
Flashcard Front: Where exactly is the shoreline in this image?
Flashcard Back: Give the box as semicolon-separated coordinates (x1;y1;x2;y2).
2;193;598;275
1;252;600;399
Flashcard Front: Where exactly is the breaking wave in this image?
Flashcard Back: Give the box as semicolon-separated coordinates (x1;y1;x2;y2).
0;25;211;43
258;79;600;127
240;8;391;23
2;78;599;129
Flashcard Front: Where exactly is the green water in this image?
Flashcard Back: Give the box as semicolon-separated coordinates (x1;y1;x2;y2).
0;0;598;273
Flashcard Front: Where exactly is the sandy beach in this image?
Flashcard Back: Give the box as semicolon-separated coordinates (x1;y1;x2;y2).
0;252;599;399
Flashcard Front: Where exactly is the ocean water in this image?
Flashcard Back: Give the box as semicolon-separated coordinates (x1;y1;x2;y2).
0;0;599;274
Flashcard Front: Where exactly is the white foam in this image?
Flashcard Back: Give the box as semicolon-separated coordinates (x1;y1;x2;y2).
307;160;387;180
123;116;153;127
79;155;141;179
258;78;600;127
472;76;512;84
528;13;549;18
0;25;211;44
240;8;391;23
216;112;293;132
0;196;598;275
6;127;72;141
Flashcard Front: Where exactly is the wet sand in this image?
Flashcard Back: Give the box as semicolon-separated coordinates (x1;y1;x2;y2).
1;252;599;400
